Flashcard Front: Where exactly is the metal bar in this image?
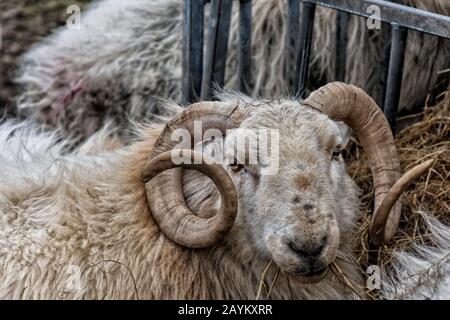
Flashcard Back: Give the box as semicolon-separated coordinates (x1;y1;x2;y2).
379;21;392;107
286;0;301;89
201;0;233;101
383;25;408;134
335;11;350;81
294;2;316;98
182;0;205;104
238;0;252;94
304;0;450;39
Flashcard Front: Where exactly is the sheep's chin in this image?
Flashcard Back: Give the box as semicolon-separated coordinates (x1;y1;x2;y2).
293;267;329;284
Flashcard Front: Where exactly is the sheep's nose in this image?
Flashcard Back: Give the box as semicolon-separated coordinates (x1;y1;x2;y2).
289;237;326;266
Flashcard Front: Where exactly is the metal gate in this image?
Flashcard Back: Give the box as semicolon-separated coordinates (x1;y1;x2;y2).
181;0;450;133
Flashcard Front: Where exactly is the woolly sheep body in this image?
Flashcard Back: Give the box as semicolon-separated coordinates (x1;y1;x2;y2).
0;108;450;299
0;110;363;299
1;94;450;299
16;0;450;141
381;213;450;300
16;0;183;141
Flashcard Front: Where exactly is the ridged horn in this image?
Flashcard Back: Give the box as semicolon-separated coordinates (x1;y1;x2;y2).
141;102;247;248
303;82;401;246
370;159;434;245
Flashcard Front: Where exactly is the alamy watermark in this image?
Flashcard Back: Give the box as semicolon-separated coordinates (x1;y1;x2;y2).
67;5;82;30
367;265;381;290
65;264;83;292
367;5;382;30
170;121;280;176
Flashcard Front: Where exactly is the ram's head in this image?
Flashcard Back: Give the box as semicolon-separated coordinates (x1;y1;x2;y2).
142;82;431;283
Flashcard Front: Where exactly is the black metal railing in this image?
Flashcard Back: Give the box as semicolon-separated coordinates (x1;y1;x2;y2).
182;0;234;103
295;0;450;133
181;0;450;133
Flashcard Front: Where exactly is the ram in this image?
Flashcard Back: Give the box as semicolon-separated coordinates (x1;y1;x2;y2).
16;0;450;141
0;83;447;299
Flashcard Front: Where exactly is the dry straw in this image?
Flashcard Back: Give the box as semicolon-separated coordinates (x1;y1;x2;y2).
348;86;450;271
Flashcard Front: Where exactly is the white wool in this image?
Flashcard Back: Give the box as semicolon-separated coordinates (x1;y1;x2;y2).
0;116;365;299
0;120;119;203
0;120;70;165
382;212;450;299
0;112;448;299
15;0;450;141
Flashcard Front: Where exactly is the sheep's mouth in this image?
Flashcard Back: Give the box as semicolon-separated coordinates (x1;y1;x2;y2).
296;266;329;283
308;266;328;277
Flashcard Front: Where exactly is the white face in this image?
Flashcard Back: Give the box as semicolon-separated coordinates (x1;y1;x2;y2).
225;102;354;282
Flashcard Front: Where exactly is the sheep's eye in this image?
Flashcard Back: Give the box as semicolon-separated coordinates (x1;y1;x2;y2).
230;163;244;173
332;145;342;160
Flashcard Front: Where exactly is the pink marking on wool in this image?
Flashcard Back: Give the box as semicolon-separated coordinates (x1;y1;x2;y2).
49;79;84;125
61;80;83;106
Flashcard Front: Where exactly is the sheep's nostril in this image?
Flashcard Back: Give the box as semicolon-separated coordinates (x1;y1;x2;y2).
310;243;324;257
289;242;307;257
289;237;326;266
317;235;327;252
302;203;315;211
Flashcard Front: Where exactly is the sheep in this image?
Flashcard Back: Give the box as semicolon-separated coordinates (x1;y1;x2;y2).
16;0;183;142
15;0;450;141
0;82;446;299
381;212;450;299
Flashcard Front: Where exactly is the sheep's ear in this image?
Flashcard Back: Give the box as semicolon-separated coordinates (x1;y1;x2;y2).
335;121;351;147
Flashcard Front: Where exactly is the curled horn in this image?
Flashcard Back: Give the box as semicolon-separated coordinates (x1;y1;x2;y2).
370;159;434;245
141;102;246;248
304;82;431;247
